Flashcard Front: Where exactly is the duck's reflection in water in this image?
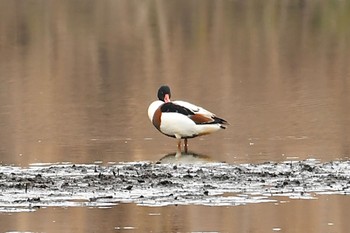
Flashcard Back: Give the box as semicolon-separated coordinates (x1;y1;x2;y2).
158;151;219;164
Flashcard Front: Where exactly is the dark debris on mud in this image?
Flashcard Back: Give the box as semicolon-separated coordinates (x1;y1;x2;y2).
0;159;349;212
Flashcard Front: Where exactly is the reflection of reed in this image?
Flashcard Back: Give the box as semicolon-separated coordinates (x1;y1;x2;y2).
158;151;216;164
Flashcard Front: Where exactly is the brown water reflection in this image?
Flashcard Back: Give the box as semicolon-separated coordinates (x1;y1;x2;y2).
0;0;350;232
1;0;350;165
158;151;215;164
0;195;349;233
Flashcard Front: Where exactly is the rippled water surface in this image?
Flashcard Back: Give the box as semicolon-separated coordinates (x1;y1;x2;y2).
0;197;349;233
0;0;350;232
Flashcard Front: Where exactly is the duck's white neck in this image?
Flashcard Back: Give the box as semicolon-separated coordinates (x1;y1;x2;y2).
148;100;164;121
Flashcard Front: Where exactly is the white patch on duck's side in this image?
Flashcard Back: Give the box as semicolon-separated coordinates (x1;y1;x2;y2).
159;112;223;138
159;112;196;138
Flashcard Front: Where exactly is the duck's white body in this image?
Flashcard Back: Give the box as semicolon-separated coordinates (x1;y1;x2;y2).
148;86;228;152
148;100;224;139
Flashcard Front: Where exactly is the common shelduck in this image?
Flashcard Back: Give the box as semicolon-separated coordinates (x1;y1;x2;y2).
148;85;228;152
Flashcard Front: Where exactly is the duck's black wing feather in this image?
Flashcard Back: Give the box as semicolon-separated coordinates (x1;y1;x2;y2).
160;102;195;116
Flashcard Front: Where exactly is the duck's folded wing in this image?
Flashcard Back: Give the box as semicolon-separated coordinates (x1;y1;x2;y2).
172;100;228;126
173;100;212;115
160;102;194;116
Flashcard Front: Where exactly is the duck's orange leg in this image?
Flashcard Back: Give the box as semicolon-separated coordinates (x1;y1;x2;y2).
184;138;188;153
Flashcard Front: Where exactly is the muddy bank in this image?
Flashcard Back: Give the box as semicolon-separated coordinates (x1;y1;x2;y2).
0;157;349;212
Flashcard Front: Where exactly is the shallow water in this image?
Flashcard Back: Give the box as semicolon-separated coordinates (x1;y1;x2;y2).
1;196;350;233
0;0;350;232
1;0;349;166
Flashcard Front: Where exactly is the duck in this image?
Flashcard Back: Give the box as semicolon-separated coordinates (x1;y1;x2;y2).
148;85;228;152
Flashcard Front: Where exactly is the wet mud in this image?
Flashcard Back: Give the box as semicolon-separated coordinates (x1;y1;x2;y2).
0;153;349;212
